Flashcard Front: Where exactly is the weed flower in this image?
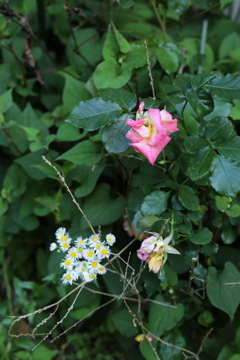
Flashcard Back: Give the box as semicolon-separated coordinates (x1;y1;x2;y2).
126;101;178;165
53;228;115;284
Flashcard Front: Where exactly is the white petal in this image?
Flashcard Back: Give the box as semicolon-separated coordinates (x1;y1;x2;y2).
163;230;174;245
165;244;180;255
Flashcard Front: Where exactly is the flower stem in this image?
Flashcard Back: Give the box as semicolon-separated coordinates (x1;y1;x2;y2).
150;0;167;43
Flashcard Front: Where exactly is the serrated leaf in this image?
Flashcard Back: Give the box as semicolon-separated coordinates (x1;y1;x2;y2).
184;136;206;154
93;60;131;89
102;113;132;153
205;117;233;141
213;136;240;161
190;227;213;244
186;89;214;118
207;262;240;321
209;155;240;197
66;97;122;131
141;191;170;215
191;72;218;90
188;147;216;180
99;88;136;111
178;185;199;211
204;73;240;100
57;140;102;166
149;294;184;336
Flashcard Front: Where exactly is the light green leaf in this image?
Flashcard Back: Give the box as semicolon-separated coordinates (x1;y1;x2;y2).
140;339;157;360
66;97;122;131
207;262;240;321
141;191;170;215
99;88;136;111
124;44;148;69
17;125;40;141
103;24;119;60
93;60;131;89
57;140;102;166
209;155;240;197
213;136;240;161
102;113;132;153
219;32;240;59
183;108;199;135
111;21;130;53
178;185;199;211
149;295;184;336
32;345;58;360
204;73;240;100
190;227;213;245
188;147;216;180
82;183;126;227
215;196;229;211
0;89;12;113
56;122;87;142
62;74;91;111
155;44;179;74
226;204;240;217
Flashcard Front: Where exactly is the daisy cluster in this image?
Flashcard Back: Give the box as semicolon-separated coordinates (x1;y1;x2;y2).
50;227;116;285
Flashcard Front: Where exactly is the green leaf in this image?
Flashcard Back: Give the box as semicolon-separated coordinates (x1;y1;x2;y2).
62;74;91;111
190;227;213;245
141;191;170;215
15;152;47;180
205;117;233;141
186;89;214;118
209;155;240;197
215;196;229;211
66;97;122;131
111;21;130;53
168;0;190;14
204;73;240;100
82;183;126;228
149;295;184;337
226;204;240;217
219;32;240;59
74;164;105;198
99;88;136;111
93;60;131;89
103;24;119;60
174;74;192;95
220;0;234;9
0;197;8;216
155;44;179;74
57;140;102;166
221;228;236;244
178;185;199;211
188;147;216;180
191;72;218;90
102;113;132;153
207;262;240;321
116;0;133;8
112;307;138;337
124;44;148;69
160;329;186;360
184;136;206;154
204;97;232;121
213;136;240;161
56;122;87;142
201;243;219;256
0;89;12;113
17;125;40;141
183;108;199;135
140;339;157;360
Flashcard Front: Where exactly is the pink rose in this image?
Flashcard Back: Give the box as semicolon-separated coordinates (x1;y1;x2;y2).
126;102;178;165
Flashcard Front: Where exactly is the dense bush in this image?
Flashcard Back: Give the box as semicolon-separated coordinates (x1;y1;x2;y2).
1;1;240;359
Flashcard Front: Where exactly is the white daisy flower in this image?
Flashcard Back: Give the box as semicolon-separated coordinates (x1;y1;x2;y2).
96;264;107;275
50;242;57;251
61;270;78;285
68;247;78;259
87;259;100;273
57;233;72;244
75;237;88;248
90;242;102;251
75;247;83;258
59;241;71;252
60;257;75;270
83;271;97;283
89;233;101;244
75;261;88;275
83;248;96;260
106;233;116;246
98;246;110;259
55;227;66;239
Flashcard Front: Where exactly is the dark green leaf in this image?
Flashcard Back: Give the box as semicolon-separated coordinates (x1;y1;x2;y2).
205;117;233;141
111;22;130;53
102;113;132;153
178;185;199;211
149;294;184;336
174;74;192;95
188;147;216;180
99;88;136;111
93;60;131;89
57;140;102;166
186;89;214;118
184;136;206;154
140;339;157;360
141;191;170;215
0;89;12;113
204;73;240;100
112;307;138;337
62;74;91;111
155;44;179;74
191;72;218;90
209;155;240;197
207;262;240;321
201;243;219;256
213;136;240;161
116;0;133;8
56;122;87;142
204;97;232;121
183;108;199;135
124;44;148;69
190;227;213;245
74;164;105;198
160;329;186;360
66;97;122;131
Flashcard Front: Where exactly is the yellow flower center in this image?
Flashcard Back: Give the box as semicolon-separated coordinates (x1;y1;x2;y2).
65;274;72;280
60;236;67;241
87;251;94;258
101;249;108;255
91;261;98;268
70;251;77;258
63;242;69;248
64;260;71;265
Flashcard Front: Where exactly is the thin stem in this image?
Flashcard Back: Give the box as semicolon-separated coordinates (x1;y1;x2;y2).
3;255;13;315
144;40;156;100
198;19;208;75
150;0;167;43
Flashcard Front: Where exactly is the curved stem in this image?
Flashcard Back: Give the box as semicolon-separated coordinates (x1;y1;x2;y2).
150;0;167;43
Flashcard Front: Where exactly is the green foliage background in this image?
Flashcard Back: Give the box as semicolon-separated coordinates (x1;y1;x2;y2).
1;0;240;359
